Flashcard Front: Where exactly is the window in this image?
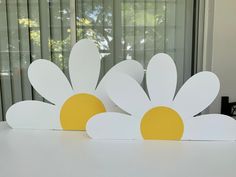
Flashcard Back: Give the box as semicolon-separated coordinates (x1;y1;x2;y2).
0;0;195;121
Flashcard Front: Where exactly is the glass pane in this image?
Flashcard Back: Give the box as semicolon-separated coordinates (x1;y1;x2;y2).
75;0;193;86
76;0;114;76
0;0;194;121
0;0;71;120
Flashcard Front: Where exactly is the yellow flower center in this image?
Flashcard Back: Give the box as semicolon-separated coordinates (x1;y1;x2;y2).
140;106;184;140
60;93;106;130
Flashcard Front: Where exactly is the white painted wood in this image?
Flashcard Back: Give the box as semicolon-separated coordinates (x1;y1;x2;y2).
173;71;220;118
95;59;144;111
98;60;236;141
1;121;236;177
6;40;144;130
69;39;101;93
28;59;73;105
146;53;177;106
6;101;61;130
87;112;142;139
183;114;236;141
106;73;152;117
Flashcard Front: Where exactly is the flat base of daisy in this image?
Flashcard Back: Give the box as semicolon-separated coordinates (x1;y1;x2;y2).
60;93;106;130
141;106;184;140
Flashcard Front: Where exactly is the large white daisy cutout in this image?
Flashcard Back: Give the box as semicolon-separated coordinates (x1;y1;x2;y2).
6;39;144;130
87;53;236;140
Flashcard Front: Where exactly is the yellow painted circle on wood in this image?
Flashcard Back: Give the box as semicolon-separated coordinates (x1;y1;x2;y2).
60;93;106;130
141;106;184;140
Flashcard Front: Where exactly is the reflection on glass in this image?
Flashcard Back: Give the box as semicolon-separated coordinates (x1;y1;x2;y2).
0;0;71;121
0;0;192;121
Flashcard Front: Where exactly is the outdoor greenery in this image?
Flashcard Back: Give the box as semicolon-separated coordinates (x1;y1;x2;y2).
16;0;166;70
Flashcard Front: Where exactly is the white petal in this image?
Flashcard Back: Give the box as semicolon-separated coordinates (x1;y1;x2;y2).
146;53;177;105
173;72;220;118
69;39;100;93
182;114;236;140
28;59;73;104
95;59;144;111
6;101;61;130
106;73;152;117
87;112;142;139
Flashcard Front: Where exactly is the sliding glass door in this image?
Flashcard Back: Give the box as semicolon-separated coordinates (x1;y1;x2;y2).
0;0;194;121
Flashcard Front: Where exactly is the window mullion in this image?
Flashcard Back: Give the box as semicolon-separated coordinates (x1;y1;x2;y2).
113;0;122;64
70;0;76;46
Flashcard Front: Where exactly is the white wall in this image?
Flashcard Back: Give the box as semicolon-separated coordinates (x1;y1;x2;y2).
207;0;236;113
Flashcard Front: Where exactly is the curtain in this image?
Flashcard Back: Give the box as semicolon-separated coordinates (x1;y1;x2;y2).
0;0;194;121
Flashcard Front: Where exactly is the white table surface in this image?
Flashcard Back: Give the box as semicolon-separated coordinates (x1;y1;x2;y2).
0;122;236;177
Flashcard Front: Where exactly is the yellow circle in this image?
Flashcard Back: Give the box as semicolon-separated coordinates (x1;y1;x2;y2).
60;93;106;130
141;106;184;140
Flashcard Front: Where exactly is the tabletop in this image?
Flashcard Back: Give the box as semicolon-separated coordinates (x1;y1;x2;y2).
0;121;236;177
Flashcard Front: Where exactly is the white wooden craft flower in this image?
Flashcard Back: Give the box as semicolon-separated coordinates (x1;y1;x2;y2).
87;53;236;140
6;39;144;130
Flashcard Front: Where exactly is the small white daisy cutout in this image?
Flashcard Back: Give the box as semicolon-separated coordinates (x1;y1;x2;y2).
6;39;144;130
87;53;236;140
